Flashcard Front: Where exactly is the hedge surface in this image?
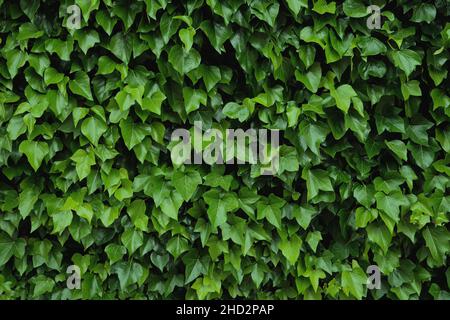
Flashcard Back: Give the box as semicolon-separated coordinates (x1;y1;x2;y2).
0;0;449;300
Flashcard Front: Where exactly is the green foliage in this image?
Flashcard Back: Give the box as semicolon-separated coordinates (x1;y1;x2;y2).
0;0;449;300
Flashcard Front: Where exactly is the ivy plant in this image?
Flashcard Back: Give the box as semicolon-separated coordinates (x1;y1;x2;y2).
0;0;449;300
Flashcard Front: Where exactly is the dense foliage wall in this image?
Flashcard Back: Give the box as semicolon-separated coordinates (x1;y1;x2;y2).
0;0;449;299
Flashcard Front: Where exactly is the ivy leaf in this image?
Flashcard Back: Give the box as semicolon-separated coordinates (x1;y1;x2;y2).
99;206;120;227
389;50;422;77
411;4;436;23
167;236;190;259
222;102;250;122
81;117;108;146
112;261;144;290
203;190;239;228
71;149;96;181
422;227;450;265
51;211;73;235
183;253;209;284
0;233;15;267
168;45;201;74
385;140;408;161
312;0;336;14
279;234;302;264
179;27;195;51
119;118;148;150
331;84;357;114
367;223;392;253
44;67;65;86
375;191;408;223
69;71;94;101
121;229;144;255
5;49;28;79
76;0;100;22
127;200;148;232
256;194;286;229
306;231;322;253
295;63;321;93
286;0;308;16
343;0;368;18
74;29;100;54
172;170;202;201
17;22;44;41
32;276;55;297
19;140;49;172
301;168;334;201
183;87;207;114
160;190;184;220
105;244;127;265
108;33;132;64
341;261;367;299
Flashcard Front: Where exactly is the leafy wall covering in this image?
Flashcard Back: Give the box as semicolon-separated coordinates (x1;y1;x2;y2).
0;0;449;300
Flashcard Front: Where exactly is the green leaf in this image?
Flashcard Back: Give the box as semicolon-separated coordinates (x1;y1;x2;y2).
331;84;357;114
353;184;375;208
279;234;302;264
256;194;286;229
306;231;322;253
142;85;166;115
168;45;201;74
301;168;334;201
295;63;321;93
17;22;44;41
179;27;195;51
6;49;28;79
45;38;74;61
160;13;182;44
0;233;15;267
51;211;73;234
167;236;190;259
172;170;202;201
81;116;108;146
375;191;408;223
19;140;49;171
32;276;55;297
389;50;422;77
74;29;100;54
411;4;436;23
71;149;96;181
203;190;239;228
69;71;94;101
408;143;435;169
355;207;376;228
183;87;207;114
385;140;408;161
401;80;422;100
119;118;148;150
121;229;144;255
357;37;387;57
108;33;132;64
105;244;127;265
44;67;65;86
341;261;367;299
312;0;336;14
76;0;100;22
222;102;250;122
343;0;368;18
367;223;392;253
293;205;317;230
127;199;148;232
99;206;120;227
422;227;450;265
286;0;308;16
97;56;117;75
